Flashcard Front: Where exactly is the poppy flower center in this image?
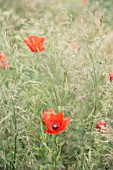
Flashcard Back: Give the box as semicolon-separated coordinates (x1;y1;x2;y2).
52;123;58;130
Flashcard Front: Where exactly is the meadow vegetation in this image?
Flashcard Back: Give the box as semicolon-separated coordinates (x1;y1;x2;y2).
0;0;113;169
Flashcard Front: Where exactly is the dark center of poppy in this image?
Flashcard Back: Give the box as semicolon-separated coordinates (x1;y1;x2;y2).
52;123;58;130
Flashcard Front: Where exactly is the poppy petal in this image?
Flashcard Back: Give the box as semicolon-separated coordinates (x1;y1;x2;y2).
61;118;70;131
44;128;63;134
42;108;56;125
44;129;55;134
38;45;44;52
42;108;56;120
24;38;36;52
0;52;5;61
50;112;64;124
40;37;45;43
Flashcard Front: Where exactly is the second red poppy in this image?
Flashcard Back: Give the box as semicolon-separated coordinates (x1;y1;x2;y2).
24;36;45;52
0;52;8;69
109;72;113;81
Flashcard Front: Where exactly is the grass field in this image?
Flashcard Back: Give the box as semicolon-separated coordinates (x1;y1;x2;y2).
0;0;113;169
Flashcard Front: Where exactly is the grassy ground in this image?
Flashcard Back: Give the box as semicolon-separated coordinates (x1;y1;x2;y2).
0;0;113;169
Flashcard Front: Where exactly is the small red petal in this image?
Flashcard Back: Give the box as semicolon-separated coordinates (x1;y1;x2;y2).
44;128;63;134
42;108;56;125
42;108;56;119
61;118;70;131
44;129;56;134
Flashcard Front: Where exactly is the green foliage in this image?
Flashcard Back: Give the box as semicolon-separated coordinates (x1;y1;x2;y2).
0;0;113;169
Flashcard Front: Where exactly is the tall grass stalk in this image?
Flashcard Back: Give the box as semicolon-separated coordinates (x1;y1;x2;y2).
11;98;17;170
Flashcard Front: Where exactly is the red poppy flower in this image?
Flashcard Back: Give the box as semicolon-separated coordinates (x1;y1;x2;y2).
109;72;113;81
96;121;106;129
42;108;70;134
80;0;89;6
0;52;8;69
68;43;80;51
96;121;108;133
24;36;45;52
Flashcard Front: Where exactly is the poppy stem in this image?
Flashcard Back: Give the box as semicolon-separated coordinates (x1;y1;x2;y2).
11;98;18;170
89;51;97;131
52;134;58;139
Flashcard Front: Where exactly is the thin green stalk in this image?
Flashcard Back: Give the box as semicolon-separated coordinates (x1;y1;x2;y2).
12;98;17;170
89;51;97;131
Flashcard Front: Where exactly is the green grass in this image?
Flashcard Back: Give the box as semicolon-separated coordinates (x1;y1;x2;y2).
0;0;113;169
